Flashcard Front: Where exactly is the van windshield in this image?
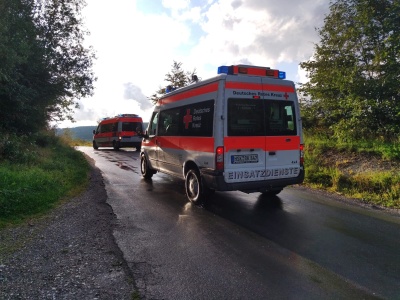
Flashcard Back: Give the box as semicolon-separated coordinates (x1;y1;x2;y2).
228;99;297;136
121;122;142;132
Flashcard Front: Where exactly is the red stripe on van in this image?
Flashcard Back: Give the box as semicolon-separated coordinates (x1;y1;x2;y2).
160;82;219;105
263;84;295;93
225;82;262;90
224;137;265;150
224;136;300;151
265;136;300;150
158;136;214;153
225;82;295;93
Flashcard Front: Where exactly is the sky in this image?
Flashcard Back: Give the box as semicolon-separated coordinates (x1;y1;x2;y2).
59;0;331;128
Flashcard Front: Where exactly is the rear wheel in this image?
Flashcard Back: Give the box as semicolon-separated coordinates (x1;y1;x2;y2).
261;188;282;196
113;141;120;151
141;155;154;179
185;169;206;204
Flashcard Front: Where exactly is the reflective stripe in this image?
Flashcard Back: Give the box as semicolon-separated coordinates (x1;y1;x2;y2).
225;81;295;93
160;82;219;105
144;137;214;153
224;136;300;151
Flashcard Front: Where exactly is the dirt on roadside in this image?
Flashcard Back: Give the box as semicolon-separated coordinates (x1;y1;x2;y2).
0;158;137;299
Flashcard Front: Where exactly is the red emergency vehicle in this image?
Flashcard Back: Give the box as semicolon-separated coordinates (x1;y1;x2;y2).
139;65;304;203
92;114;143;150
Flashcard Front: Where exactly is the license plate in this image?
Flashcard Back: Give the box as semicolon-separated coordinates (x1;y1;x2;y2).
231;154;259;164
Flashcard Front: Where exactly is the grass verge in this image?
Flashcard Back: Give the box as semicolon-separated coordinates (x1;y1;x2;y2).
303;132;400;209
0;131;90;228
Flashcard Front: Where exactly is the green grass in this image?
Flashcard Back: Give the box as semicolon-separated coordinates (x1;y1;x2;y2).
0;131;90;228
303;131;400;209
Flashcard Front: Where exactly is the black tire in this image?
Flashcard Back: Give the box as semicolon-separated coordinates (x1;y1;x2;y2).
93;141;98;150
141;155;154;179
113;141;120;151
261;188;283;196
185;169;206;204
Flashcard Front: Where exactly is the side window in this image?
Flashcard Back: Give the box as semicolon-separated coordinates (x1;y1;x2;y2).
148;112;159;136
180;100;214;137
101;123;113;133
112;122;118;132
159;108;180;136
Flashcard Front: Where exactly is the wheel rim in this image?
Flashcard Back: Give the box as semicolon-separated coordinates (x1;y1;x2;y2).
141;157;146;175
187;173;199;199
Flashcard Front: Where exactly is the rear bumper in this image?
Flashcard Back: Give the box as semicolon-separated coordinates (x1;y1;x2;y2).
118;141;142;147
201;168;305;193
117;137;142;148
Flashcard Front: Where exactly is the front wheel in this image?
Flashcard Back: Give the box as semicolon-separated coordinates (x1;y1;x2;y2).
93;141;98;150
185;169;206;204
113;141;120;151
141;155;154;179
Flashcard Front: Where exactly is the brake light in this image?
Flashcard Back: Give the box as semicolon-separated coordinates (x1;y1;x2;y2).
216;146;224;170
238;66;248;74
300;144;304;166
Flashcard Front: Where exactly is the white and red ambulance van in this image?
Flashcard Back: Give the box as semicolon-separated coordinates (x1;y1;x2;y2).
139;65;304;203
92;114;143;150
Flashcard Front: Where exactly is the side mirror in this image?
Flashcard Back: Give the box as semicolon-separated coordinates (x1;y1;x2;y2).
137;129;149;139
92;129;96;135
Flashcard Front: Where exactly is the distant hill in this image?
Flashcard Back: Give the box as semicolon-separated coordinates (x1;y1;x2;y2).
57;126;96;141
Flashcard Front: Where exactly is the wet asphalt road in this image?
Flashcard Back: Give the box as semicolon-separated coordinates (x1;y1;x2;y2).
78;147;400;300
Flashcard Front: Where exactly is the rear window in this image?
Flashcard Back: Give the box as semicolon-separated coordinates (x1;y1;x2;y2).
121;121;142;131
228;99;297;136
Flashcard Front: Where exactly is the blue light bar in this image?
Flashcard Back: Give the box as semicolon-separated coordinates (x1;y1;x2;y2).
218;66;230;74
278;71;286;79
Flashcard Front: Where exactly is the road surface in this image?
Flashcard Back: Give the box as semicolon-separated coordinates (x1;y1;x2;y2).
79;147;400;299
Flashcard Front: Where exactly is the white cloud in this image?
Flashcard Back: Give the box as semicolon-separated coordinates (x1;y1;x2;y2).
162;0;190;11
59;0;329;128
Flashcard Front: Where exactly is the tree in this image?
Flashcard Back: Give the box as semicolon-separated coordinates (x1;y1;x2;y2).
299;0;400;141
0;0;95;134
148;61;198;105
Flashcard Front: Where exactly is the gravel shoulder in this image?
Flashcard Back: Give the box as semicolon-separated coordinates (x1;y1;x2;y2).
0;158;137;299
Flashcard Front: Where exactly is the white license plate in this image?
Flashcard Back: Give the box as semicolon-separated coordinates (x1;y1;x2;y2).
231;154;259;164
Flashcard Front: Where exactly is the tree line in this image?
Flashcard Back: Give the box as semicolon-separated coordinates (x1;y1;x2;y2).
300;0;400;142
0;0;95;134
1;0;399;144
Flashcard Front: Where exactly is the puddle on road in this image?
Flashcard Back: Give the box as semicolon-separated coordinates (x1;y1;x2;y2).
116;162;135;171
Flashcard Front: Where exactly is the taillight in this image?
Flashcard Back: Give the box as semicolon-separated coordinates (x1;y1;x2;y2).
216;146;224;170
300;144;304;166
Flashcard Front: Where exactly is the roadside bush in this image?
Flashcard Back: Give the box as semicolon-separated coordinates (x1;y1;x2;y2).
0;130;90;226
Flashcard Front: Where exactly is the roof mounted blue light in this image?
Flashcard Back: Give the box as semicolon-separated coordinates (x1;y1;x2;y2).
278;71;286;79
218;66;231;74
